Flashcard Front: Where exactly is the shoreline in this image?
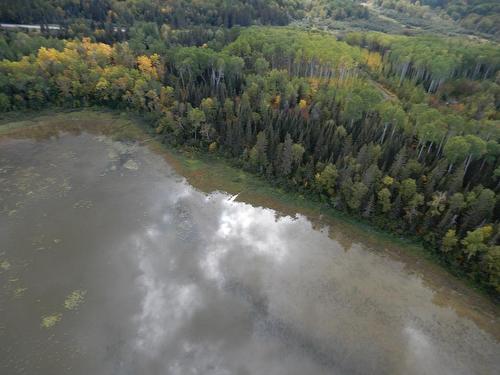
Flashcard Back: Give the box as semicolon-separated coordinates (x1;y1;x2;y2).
1;109;499;313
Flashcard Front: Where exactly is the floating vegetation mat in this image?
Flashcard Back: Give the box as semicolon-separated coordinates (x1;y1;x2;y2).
123;159;139;170
13;287;27;298
41;313;62;329
64;290;87;310
0;259;11;271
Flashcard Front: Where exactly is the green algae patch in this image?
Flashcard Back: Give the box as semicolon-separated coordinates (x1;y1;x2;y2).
123;159;139;170
13;287;27;298
41;313;62;328
73;200;93;209
64;290;87;310
0;260;11;271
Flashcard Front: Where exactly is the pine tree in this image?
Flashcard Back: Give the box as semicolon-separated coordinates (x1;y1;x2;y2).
437;193;465;231
362;163;381;190
250;131;268;173
447;166;465;195
389;148;407;178
377;187;392;213
279;133;293;177
461;188;495;232
363;194;375;218
441;229;458;253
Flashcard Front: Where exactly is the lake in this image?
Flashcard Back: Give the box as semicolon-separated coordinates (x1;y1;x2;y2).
1;114;499;374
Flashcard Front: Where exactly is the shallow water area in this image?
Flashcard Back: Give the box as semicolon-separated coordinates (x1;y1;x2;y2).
1;118;499;375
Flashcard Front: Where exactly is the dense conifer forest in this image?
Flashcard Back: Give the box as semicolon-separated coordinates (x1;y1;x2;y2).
0;1;499;297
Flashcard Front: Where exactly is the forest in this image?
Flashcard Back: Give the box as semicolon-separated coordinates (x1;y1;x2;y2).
0;0;302;27
374;0;500;38
0;2;499;297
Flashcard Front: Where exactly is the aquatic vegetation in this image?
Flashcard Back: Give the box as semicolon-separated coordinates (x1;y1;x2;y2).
73;200;93;209
123;159;139;171
41;313;62;328
0;259;11;271
31;234;48;250
58;178;72;196
13;287;27;298
64;290;87;311
107;149;119;161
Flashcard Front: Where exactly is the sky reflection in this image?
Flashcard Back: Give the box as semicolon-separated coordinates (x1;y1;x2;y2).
125;172;499;375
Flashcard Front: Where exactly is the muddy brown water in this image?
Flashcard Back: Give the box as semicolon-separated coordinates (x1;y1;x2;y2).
1;124;499;374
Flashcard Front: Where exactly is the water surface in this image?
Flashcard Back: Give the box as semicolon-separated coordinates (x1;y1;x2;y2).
1;128;499;374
